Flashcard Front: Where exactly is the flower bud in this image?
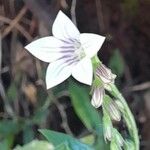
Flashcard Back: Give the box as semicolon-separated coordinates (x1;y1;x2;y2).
103;110;113;141
124;140;134;150
110;140;120;150
113;128;124;147
91;87;104;108
96;64;116;84
103;95;121;121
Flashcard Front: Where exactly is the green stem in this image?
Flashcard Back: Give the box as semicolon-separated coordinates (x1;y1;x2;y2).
110;84;139;150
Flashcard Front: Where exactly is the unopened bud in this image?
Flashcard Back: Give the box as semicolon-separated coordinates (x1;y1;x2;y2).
109;101;121;121
124;140;134;150
103;110;113;141
113;129;124;147
91;87;104;108
110;140;120;150
96;64;116;84
103;96;121;121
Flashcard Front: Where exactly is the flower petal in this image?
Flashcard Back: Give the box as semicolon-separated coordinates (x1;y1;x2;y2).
46;59;73;89
52;11;80;42
91;87;104;108
80;33;105;58
72;58;93;85
25;36;74;63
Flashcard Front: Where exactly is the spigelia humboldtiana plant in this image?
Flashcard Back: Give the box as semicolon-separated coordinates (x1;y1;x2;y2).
25;10;139;150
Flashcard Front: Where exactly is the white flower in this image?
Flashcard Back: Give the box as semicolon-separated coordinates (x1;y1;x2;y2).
25;11;105;89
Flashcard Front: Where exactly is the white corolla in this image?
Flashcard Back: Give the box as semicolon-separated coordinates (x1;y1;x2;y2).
25;11;105;89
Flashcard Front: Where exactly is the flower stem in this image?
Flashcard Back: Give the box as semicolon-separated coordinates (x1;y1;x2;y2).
110;84;139;150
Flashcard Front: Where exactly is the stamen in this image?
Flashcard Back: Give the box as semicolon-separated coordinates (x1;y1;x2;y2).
74;42;86;60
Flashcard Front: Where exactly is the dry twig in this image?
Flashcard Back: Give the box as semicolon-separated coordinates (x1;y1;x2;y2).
0;33;14;117
71;0;77;26
0;15;32;41
129;82;150;92
2;6;27;38
95;0;105;33
48;91;74;136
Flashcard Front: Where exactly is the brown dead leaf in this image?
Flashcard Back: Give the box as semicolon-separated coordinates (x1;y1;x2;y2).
22;83;37;105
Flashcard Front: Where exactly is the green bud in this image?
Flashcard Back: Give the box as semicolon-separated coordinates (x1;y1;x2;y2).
96;63;116;84
124;139;135;150
113;129;124;147
103;95;121;121
110;139;121;150
103;109;113;141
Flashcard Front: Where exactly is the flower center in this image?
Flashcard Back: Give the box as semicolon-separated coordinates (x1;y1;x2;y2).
74;42;86;60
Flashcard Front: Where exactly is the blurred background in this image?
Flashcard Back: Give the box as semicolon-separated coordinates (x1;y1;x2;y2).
0;0;150;149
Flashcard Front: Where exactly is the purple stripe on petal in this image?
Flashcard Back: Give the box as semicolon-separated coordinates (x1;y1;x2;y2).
57;55;72;61
60;45;74;50
98;67;109;79
66;56;79;66
41;46;74;52
64;55;79;64
54;57;78;77
60;49;75;53
59;39;73;45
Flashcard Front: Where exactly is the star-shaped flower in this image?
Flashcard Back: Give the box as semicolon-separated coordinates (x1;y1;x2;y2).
25;11;105;89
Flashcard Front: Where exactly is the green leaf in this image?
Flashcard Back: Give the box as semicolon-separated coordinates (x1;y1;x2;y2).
14;140;54;150
39;129;94;150
52;80;68;97
0;135;14;150
109;49;125;78
68;80;109;149
0;139;11;150
7;83;17;101
33;105;49;124
55;142;71;150
0;120;21;137
80;135;95;145
68;80;101;131
23;126;34;144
